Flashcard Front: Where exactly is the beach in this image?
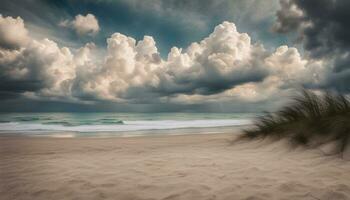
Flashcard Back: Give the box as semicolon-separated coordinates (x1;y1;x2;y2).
1;0;350;199
1;132;350;200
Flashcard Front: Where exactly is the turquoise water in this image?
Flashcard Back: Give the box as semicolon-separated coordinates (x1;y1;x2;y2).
0;113;257;137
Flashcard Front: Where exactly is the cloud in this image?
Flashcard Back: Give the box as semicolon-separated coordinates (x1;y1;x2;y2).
135;23;326;102
0;15;328;110
69;21;326;103
166;44;326;105
71;33;162;101
60;14;100;36
0;15;29;50
71;22;270;102
273;0;350;92
0;16;94;102
272;0;304;33
147;22;268;96
0;38;83;100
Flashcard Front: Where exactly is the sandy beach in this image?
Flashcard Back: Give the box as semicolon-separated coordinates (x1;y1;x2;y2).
1;132;350;200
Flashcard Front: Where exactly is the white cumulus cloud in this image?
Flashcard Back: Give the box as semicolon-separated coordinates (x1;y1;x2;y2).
0;15;29;49
0;15;329;108
60;13;100;36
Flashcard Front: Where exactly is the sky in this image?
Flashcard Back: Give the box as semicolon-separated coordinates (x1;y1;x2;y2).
0;0;349;112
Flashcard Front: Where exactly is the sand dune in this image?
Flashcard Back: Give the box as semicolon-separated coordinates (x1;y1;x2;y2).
1;133;350;200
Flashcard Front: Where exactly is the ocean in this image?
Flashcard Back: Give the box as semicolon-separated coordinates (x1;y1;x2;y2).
0;113;256;137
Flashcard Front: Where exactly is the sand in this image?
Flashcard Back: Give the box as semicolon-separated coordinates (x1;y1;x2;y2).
1;132;350;200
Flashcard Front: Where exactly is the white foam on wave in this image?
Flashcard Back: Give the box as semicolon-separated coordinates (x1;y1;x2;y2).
0;119;252;133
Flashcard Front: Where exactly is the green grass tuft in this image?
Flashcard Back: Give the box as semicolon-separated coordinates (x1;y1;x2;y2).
242;89;350;157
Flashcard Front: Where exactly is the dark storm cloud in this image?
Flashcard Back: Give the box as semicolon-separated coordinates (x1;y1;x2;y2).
152;65;268;96
0;80;43;93
273;0;350;91
272;0;303;34
163;73;265;96
0;97;247;113
123;68;268;101
275;0;350;58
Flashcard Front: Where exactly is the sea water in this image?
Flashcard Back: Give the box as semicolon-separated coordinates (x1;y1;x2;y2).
0;113;256;137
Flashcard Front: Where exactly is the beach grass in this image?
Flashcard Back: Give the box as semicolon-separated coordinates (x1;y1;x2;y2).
242;89;350;158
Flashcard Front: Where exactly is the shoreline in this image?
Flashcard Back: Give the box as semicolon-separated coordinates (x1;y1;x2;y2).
0;125;250;138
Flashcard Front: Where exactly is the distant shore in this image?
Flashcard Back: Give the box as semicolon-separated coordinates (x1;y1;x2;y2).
1;131;350;200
